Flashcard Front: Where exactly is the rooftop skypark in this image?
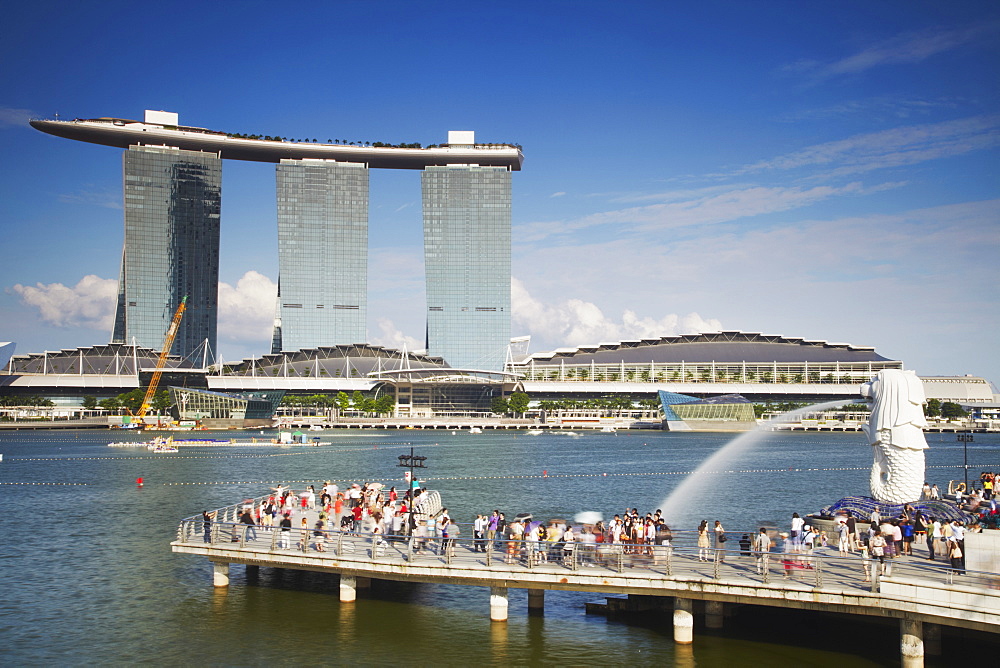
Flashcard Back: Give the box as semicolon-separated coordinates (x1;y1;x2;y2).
29;112;523;170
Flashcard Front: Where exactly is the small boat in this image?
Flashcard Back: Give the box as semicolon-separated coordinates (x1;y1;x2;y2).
526;429;543;435
600;426;617;433
150;445;179;453
468;427;483;434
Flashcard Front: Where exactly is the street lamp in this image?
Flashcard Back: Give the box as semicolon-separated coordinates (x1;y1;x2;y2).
957;432;974;492
397;447;427;497
397;447;427;536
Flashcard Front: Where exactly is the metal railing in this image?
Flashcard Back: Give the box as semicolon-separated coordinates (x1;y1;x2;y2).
176;515;997;593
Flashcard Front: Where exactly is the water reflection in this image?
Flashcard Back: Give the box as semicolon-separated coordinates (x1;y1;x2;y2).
674;643;695;668
488;620;508;661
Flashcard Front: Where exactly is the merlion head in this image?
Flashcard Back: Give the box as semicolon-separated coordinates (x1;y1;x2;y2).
862;369;927;433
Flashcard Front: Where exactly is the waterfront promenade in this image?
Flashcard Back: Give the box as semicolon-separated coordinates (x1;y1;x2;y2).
173;496;1000;667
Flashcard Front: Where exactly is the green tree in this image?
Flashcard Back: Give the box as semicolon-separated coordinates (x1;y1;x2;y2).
151;390;172;414
924;398;941;418
373;394;395;414
118;389;145;414
507;392;530;416
100;396;121;412
491;396;509;415
941;402;967;419
336;392;351;412
82;396;98;410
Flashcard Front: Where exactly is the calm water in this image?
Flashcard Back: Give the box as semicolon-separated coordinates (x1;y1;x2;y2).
0;428;997;666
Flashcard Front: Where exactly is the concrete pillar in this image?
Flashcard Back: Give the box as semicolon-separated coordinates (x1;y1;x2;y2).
340;575;357;602
212;562;229;588
900;618;924;668
705;600;724;629
924;623;941;656
527;589;545;611
490;586;509;622
673;598;694;644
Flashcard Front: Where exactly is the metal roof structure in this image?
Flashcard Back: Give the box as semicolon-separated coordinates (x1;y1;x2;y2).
522;331;891;364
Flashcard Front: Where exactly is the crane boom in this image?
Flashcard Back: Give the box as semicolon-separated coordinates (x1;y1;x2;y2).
136;296;187;424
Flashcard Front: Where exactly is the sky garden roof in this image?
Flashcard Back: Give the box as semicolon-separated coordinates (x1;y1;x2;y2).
519;331;893;365
29;118;524;170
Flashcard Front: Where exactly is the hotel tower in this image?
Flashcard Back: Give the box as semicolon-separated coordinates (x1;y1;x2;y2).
31;112;521;370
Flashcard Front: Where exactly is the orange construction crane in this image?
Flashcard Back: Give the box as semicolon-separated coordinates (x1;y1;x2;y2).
136;296;187;425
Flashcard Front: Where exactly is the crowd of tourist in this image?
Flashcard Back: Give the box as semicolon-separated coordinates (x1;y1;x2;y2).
199;476;985;579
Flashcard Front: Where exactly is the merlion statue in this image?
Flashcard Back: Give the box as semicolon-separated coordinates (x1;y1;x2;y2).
860;369;928;504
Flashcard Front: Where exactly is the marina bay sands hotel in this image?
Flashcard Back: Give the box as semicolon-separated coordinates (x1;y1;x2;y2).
31;111;523;371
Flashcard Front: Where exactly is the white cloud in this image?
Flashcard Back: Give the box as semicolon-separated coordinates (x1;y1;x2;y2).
10;275;117;331
736;115;1000;177
516;181;885;242
550;191;566;198
511;277;721;349
369;317;423;353
780;97;961;122
58;188;123;210
11;270;279;346
787;24;999;79
217;271;277;343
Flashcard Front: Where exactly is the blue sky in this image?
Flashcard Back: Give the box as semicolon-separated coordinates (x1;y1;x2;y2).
1;2;998;386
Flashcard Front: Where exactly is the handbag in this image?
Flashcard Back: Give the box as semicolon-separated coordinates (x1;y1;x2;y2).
718;533;727;543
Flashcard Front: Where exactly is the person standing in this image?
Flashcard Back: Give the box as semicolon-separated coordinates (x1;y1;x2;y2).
697;520;711;562
948;537;964;575
900;519;914;556
713;520;727;563
837;519;850;556
790;513;804;546
870;532;888;576
928;518;941;560
277;513;292;549
202;510;215;543
474;514;487;553
950;521;966;573
239;508;257;542
753;527;772;575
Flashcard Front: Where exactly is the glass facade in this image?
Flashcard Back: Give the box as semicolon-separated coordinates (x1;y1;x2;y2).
170;386;285;421
112;146;221;360
392;380;505;417
273;160;368;353
422;166;511;370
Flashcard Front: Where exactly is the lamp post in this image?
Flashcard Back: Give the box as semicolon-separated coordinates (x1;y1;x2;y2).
957;432;974;492
397;447;427;505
